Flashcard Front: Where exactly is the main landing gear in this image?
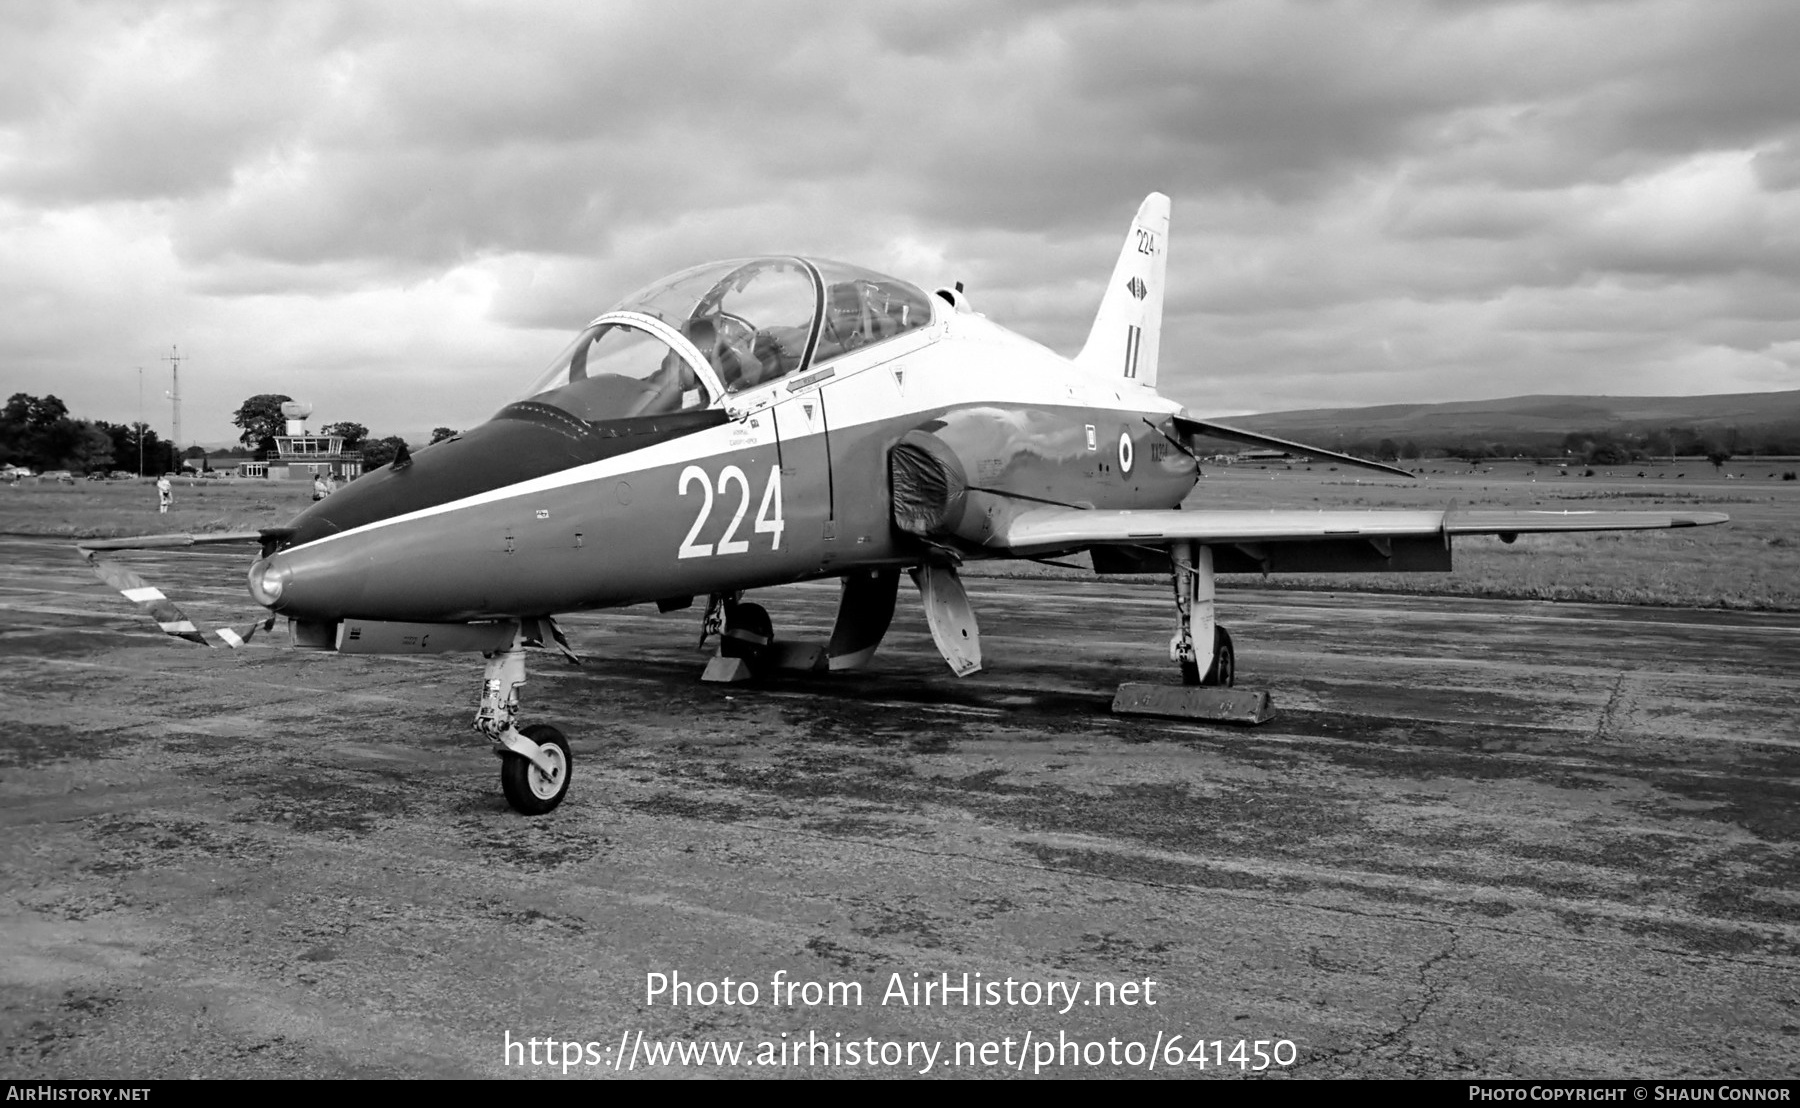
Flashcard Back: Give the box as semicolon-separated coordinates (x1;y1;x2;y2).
696;573;908;681
1170;540;1234;687
475;629;571;815
1113;541;1268;723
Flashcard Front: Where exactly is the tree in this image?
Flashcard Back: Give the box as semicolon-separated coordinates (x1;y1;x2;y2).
95;420;130;470
233;394;293;460
1375;438;1399;461
69;424;115;474
0;393;84;470
93;420;164;475
1708;450;1731;473
5;393;69;427
360;435;411;469
1400;440;1421;460
429;426;460;445
0;398;33;467
128;422;163;476
1589;443;1630;466
321;421;368;451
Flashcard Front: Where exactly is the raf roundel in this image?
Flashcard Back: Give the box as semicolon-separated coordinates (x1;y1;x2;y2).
1118;431;1135;474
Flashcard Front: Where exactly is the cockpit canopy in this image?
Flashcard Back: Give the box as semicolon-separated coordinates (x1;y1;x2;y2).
519;256;936;424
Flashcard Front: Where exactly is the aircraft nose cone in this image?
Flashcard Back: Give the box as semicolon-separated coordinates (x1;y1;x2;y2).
247;554;291;609
246;545;368;621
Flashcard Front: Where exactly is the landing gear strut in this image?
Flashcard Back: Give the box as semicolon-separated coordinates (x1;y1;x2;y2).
475;630;571;815
1170;541;1233;687
1115;542;1267;723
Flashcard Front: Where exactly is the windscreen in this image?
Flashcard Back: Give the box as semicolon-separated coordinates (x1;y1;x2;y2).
612;258;818;394
519;323;709;422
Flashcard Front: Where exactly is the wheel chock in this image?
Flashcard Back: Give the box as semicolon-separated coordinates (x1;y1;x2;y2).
760;642;827;673
1111;683;1276;725
701;655;755;684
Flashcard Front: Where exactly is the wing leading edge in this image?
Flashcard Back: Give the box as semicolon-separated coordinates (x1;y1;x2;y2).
992;506;1729;558
1173;416;1416;480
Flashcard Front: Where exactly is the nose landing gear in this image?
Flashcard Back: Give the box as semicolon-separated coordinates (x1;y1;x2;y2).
476;630;572;815
499;723;571;815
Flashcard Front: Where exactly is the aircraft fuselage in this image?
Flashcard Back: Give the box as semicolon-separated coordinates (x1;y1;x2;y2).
255;311;1194;624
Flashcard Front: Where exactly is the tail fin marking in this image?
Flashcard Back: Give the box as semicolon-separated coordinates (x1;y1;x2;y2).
1076;192;1170;389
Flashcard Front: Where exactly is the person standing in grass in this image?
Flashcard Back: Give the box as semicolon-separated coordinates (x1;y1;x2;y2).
156;473;171;514
312;473;329;501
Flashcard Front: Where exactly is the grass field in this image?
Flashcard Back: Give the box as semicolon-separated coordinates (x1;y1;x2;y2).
4;461;1794;610
0;475;317;541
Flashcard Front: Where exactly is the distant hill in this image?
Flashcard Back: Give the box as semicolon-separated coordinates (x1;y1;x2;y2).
1223;390;1800;457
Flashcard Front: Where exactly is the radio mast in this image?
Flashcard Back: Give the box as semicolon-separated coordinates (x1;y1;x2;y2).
163;345;183;469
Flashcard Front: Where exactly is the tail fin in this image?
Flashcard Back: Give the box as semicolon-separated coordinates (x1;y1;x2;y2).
1075;192;1169;390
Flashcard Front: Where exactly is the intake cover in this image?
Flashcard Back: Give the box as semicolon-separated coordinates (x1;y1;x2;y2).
889;428;969;538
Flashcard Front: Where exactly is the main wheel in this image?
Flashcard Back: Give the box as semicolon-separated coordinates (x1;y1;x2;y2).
1201;626;1235;688
720;601;774;660
1177;626;1235;687
500;723;571;815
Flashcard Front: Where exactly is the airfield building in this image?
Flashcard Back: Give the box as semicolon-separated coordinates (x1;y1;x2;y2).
250;402;363;481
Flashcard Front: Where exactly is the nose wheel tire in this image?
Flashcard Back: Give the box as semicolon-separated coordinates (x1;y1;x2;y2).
500;723;571;815
720;601;774;661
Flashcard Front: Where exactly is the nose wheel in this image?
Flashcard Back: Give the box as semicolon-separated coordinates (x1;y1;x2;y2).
476;631;574;815
499;723;571;815
720;600;774;661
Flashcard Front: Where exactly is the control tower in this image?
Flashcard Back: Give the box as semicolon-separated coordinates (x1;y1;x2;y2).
252;401;364;481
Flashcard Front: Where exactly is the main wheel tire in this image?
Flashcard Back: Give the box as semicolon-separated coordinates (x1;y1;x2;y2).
500;723;572;815
720;601;774;660
1201;626;1235;687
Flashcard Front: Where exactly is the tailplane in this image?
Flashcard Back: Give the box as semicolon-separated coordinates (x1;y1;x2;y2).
1075;192;1169;390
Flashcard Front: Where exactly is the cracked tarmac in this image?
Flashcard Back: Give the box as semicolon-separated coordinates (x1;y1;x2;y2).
1;536;1797;1078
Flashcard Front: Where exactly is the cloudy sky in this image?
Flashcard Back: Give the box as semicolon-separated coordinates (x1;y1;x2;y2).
4;0;1799;447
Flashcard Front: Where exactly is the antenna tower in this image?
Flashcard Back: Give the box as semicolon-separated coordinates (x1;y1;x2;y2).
163;346;183;463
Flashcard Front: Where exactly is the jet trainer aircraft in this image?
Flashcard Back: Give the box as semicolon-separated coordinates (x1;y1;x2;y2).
81;194;1727;814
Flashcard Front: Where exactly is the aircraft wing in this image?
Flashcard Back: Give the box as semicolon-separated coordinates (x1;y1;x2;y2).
991;506;1729;558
